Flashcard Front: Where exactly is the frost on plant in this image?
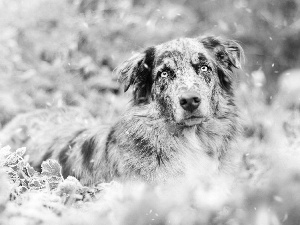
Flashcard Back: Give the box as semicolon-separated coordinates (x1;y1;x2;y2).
0;145;100;203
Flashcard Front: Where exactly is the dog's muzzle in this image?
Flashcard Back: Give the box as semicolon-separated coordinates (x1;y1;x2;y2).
179;92;201;112
179;92;204;126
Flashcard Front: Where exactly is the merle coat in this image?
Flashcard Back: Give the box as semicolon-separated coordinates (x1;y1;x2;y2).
0;36;243;185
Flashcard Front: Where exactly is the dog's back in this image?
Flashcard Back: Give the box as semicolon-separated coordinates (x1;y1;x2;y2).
0;108;110;184
0;107;92;149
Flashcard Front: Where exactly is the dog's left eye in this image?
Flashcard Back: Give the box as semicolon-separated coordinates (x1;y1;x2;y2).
161;71;168;78
200;65;208;72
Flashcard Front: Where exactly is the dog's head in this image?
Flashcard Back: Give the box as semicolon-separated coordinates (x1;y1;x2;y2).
118;36;243;126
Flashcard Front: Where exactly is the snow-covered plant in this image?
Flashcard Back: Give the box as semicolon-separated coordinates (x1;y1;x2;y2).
0;145;101;204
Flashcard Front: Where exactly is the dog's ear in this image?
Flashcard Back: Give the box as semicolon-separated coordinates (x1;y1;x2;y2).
117;47;155;104
200;36;244;92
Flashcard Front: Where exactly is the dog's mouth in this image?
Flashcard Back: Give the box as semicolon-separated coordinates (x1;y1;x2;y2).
182;116;205;126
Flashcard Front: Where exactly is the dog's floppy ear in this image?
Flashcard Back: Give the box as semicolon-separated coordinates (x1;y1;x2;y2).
117;47;155;104
200;36;244;92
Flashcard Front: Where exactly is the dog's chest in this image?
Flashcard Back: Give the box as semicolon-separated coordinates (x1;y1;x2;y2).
121;124;220;182
180;128;221;175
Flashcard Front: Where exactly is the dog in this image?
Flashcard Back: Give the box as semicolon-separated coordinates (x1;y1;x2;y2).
0;36;243;185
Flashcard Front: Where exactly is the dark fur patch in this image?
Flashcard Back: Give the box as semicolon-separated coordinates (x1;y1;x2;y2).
110;161;121;178
197;53;207;61
156;152;163;166
200;36;242;93
156;94;175;121
133;135;168;166
156;50;182;66
58;145;71;178
217;67;233;93
206;150;215;157
133;136;153;157
191;53;212;84
104;128;116;161
210;85;217;111
203;73;211;84
201;37;221;49
156;147;168;166
133;47;156;104
191;53;206;72
41;151;52;162
227;98;236;107
58;129;86;178
81;136;97;171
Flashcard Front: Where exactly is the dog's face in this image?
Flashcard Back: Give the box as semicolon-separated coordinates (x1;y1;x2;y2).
118;36;243;126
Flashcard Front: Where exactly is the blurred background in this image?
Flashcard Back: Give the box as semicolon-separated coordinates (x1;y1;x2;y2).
1;1;300;224
0;0;299;128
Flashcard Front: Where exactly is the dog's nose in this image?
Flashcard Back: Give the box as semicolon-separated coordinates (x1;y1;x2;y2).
179;92;201;112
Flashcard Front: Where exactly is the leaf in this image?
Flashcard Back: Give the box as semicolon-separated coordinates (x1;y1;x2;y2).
41;159;62;178
6;168;19;183
25;163;37;177
1;147;26;168
4;153;23;168
15;186;28;195
17;160;26;171
15;147;26;157
46;176;64;190
28;177;45;190
57;176;82;195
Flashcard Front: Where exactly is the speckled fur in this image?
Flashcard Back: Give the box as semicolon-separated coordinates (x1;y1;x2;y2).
0;36;243;185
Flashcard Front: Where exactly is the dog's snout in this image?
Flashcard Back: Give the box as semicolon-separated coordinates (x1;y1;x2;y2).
179;92;201;112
